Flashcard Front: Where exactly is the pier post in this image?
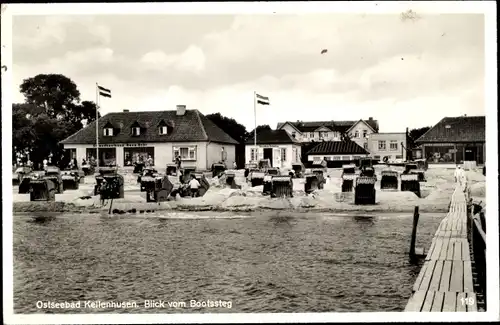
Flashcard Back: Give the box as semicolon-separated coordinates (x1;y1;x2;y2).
409;206;419;257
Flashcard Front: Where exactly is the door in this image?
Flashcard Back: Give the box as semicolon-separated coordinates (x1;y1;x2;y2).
274;148;281;168
464;146;477;162
263;148;273;163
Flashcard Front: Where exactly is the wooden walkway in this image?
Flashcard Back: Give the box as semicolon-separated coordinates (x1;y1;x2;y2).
405;186;478;312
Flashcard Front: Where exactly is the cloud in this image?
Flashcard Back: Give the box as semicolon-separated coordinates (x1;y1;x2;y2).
140;45;206;73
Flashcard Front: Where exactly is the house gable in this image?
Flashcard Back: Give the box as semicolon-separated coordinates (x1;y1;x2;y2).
314;126;332;132
345;119;376;134
278;121;302;134
415;116;485;143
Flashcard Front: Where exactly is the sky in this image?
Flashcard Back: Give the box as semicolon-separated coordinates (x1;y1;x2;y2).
12;12;485;132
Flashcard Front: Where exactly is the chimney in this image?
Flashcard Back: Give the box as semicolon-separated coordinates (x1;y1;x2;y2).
368;117;373;121
123;109;129;112
176;105;186;116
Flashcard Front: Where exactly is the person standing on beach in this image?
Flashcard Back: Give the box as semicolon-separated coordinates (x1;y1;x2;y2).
454;165;463;184
188;174;200;197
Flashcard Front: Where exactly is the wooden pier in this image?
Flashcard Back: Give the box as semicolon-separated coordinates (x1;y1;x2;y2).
405;186;477;312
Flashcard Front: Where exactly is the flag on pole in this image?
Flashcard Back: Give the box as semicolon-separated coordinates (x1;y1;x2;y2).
98;85;112;98
255;93;270;105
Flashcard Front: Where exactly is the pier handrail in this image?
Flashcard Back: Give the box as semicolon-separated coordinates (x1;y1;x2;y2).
467;208;486;310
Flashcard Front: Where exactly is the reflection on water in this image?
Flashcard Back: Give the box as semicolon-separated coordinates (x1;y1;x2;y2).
13;211;442;313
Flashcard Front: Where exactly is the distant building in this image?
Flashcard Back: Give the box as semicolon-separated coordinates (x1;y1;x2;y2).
60;105;239;170
245;129;302;169
306;140;369;162
367;132;408;162
276;118;379;149
415;115;485;165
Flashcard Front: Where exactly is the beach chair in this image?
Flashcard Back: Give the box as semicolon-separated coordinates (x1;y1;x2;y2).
291;163;305;178
258;159;271;172
81;164;95;176
100;174;125;200
244;163;258;178
304;173;319;194
94;167;118;195
146;175;173;202
44;166;64;194
166;163;178;176
267;167;280;176
250;171;265;187
262;175;273;196
12;166;32;186
401;173;421;198
29;177;56;202
61;170;80;190
341;164;357;193
354;176;377;205
380;170;399;190
311;168;326;189
180;167;196;184
225;171;241;189
360;166;375;178
212;163;226;178
271;176;293;198
133;162;145;174
140;168;159;192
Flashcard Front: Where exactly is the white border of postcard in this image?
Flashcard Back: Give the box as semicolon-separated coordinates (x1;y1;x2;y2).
2;1;498;323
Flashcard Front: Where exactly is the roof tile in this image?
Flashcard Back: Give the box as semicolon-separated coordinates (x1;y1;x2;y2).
416;116;485;143
306;140;369;155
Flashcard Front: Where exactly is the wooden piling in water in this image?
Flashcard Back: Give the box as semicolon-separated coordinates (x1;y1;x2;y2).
409;206;419;257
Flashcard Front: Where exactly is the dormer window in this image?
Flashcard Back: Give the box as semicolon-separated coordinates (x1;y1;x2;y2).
132;127;141;136
158;119;174;135
104;128;113;136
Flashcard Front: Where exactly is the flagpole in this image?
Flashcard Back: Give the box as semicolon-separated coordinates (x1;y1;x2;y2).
253;90;257;149
96;82;99;168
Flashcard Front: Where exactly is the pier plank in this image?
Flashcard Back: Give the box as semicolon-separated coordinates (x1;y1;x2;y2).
421;291;435;312
431;240;443;260
428;260;443;291
456;292;467;312
453;240;463;261
439;260;452;292
466;293;477;312
463;261;474;292
419;260;436;292
449;261;464;292
405;290;426;312
442;292;457;312
425;240;437;261
439;238;450;260
462;239;471;261
446;240;455;260
413;261;429;292
431;291;444;312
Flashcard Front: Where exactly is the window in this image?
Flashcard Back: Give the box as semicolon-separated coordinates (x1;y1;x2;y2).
250;148;257;161
159;126;168;135
281;148;287;162
310;132;314;138
378;140;386;151
332;156;341;160
313;156;321;161
363;143;368;149
104;128;113;136
132;127;141;136
354;131;359;138
363;130;368;138
353;156;361;160
173;146;197;161
291;132;296;138
374;155;381;160
396;155;403;159
342;156;351;160
390;140;398;151
124;147;154;166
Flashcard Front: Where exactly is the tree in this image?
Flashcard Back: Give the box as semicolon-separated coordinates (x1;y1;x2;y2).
205;113;247;143
206;113;248;168
408;126;431;143
245;124;272;140
13;74;100;167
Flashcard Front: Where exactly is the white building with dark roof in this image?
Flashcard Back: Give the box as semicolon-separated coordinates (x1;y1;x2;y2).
276;117;379;150
60;105;239;170
245;129;302;169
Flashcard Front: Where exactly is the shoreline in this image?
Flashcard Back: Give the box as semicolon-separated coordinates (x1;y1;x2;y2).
12;201;450;215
